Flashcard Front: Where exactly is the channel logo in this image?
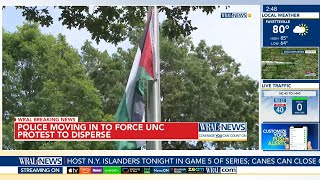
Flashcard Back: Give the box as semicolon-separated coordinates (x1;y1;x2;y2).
198;122;247;141
170;167;188;174
205;167;237;174
79;167;91;174
121;167;142;174
221;12;252;18
151;167;170;174
144;167;151;174
91;167;103;174
199;122;247;132
103;167;121;174
67;167;79;174
18;157;63;166
187;167;205;174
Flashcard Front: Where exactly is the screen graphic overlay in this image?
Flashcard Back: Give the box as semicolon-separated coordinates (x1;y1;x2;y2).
261;5;320;152
2;2;320;179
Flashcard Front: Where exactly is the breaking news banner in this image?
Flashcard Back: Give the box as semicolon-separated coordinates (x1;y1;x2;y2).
14;117;79;122
3;156;320;174
13;117;247;141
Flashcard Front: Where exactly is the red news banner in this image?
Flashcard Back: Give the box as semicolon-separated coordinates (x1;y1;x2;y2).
14;117;198;141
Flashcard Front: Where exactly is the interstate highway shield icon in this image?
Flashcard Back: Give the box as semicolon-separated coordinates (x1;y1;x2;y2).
274;98;287;115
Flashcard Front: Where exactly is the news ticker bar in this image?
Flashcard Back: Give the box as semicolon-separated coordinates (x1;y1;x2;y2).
14;121;248;141
2;167;237;174
5;156;320;166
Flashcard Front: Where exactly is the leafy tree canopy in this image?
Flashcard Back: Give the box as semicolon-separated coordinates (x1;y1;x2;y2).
2;23;115;150
4;6;217;45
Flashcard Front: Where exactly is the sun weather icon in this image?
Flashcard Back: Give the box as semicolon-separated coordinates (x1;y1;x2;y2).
293;24;309;36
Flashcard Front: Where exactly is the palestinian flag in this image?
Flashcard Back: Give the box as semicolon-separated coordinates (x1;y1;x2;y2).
115;8;155;150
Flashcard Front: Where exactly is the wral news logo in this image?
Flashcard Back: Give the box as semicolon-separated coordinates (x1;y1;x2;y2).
19;157;63;166
198;122;247;141
199;122;247;132
221;12;252;18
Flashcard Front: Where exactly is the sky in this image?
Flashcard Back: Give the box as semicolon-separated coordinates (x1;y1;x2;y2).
2;5;260;80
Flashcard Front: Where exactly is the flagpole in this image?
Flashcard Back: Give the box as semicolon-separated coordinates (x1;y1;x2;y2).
146;6;162;150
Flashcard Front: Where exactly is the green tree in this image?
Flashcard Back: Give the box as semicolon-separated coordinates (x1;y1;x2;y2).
80;25;259;150
2;23;115;150
6;6;218;45
80;41;131;115
160;38;259;150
